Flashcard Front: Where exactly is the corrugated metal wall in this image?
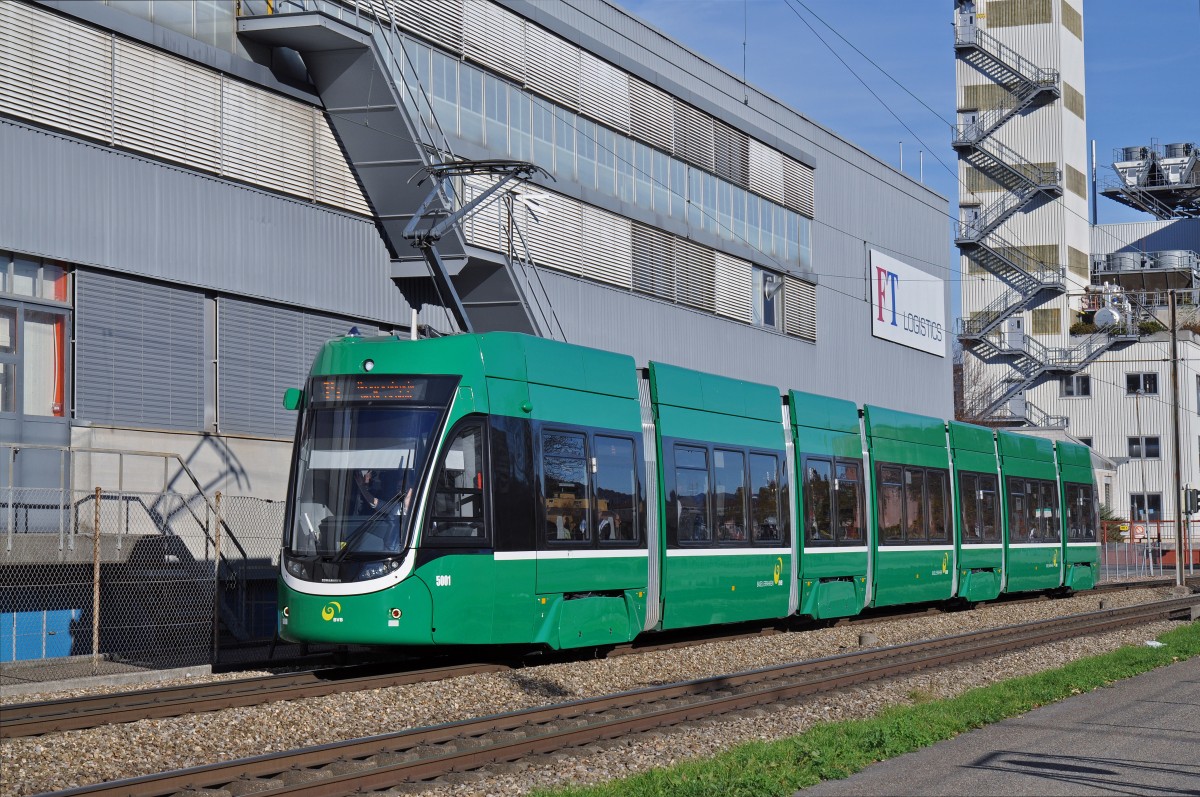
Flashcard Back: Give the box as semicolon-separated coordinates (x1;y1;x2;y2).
0;120;405;326
75;270;206;431
218;298;379;437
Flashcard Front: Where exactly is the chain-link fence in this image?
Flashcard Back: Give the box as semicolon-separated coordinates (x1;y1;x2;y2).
2;487;293;683
1100;519;1199;583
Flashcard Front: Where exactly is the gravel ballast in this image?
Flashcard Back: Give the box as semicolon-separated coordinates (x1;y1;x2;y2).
0;588;1188;797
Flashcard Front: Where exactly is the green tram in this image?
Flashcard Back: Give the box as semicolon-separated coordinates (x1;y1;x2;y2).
278;332;1099;649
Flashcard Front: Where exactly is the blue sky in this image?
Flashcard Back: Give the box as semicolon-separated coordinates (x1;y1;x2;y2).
621;0;1199;296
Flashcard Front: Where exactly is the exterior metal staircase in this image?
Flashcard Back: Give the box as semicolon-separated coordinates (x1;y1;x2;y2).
236;1;561;337
953;19;1140;427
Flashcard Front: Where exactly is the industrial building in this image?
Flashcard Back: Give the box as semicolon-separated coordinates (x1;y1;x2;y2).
1;0;951;663
953;0;1200;528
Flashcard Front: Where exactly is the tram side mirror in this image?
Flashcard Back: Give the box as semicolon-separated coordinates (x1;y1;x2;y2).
282;387;304;411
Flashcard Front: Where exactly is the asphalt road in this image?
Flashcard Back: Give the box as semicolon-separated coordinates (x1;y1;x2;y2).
798;654;1200;795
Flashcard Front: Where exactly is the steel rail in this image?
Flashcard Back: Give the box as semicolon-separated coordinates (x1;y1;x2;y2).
38;594;1198;797
0;662;508;739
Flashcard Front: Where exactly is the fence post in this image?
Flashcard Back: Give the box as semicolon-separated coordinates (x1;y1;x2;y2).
92;486;102;676
6;446;14;554
212;491;223;664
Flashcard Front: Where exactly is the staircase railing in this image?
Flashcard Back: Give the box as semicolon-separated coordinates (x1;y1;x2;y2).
954;24;1060;88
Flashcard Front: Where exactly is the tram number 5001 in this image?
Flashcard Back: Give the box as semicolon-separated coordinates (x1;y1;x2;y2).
435;575;452;587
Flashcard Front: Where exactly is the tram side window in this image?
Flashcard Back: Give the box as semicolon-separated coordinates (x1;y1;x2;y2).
428;423;487;541
1007;479;1027;540
594;435;639;544
750;453;783;544
1070;482;1099;537
878;465;904;542
714;449;748;543
961;472;1001;543
979;474;1000;541
927;469;949;541
960;473;980;541
673;445;711;543
904;467;927;543
543;431;591;543
804;458;834;543
1038;480;1061;540
834;460;864;543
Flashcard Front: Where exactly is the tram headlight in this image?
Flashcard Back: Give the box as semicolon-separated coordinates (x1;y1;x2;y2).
286;558;306;578
355;560;391;581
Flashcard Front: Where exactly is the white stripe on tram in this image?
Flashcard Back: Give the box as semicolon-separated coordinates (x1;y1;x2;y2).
665;547;792;558
802;546;869;555
493;549;650;561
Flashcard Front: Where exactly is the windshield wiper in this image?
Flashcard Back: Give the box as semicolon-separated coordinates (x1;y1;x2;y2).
333;470;415;561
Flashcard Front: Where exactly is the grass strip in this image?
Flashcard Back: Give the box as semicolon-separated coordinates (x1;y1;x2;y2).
534;620;1200;797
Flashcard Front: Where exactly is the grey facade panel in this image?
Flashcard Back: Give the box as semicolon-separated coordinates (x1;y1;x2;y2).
0;119;403;326
217;298;379;438
537;269;953;420
75;269;205;431
1091;219;1200;256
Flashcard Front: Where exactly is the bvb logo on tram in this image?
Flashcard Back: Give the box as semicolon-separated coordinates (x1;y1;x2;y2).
321;601;344;622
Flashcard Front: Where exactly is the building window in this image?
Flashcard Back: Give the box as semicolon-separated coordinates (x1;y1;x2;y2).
1127;372;1158;395
1130;493;1162;523
753;267;782;330
1128;436;1160;459
1078;437;1092;448
1061;374;1091;397
0;253;70;418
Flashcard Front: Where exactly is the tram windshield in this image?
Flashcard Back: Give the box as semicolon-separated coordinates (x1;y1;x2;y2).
284;375;457;576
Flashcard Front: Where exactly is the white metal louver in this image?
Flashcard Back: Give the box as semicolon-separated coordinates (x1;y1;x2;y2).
389;0;464;56
525;190;583;275
581;206;633;289
314;114;370;215
628;79;674;152
631;223;676;302
0;2;112;143
459;174;506;253
221;80;316;201
783;276;817;341
714;253;752;323
675;238;716;313
524;23;581;110
463;0;525;84
580;52;632;135
782;159;815;218
672;100;715;170
114;38;222;173
749;139;786;205
712;121;750;190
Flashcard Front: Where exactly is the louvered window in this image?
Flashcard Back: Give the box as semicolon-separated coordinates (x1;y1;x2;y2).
783;276;817;342
675;239;716;313
581;207;633;289
672;100;715;170
0;2;111;143
713;121;750;190
628;79;674;152
749;140;786;205
715;254;753;323
526;191;582;275
580;52;631;134
391;0;464;55
525;23;581;110
114;38;222;172
782;159;815;218
632;223;676;302
463;0;525;83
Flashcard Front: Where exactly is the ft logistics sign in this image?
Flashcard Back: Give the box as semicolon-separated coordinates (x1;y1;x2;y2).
870;249;946;358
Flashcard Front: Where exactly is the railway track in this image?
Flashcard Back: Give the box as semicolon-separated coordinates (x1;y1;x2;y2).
0;662;508;739
36;594;1200;797
3;579;1189;739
